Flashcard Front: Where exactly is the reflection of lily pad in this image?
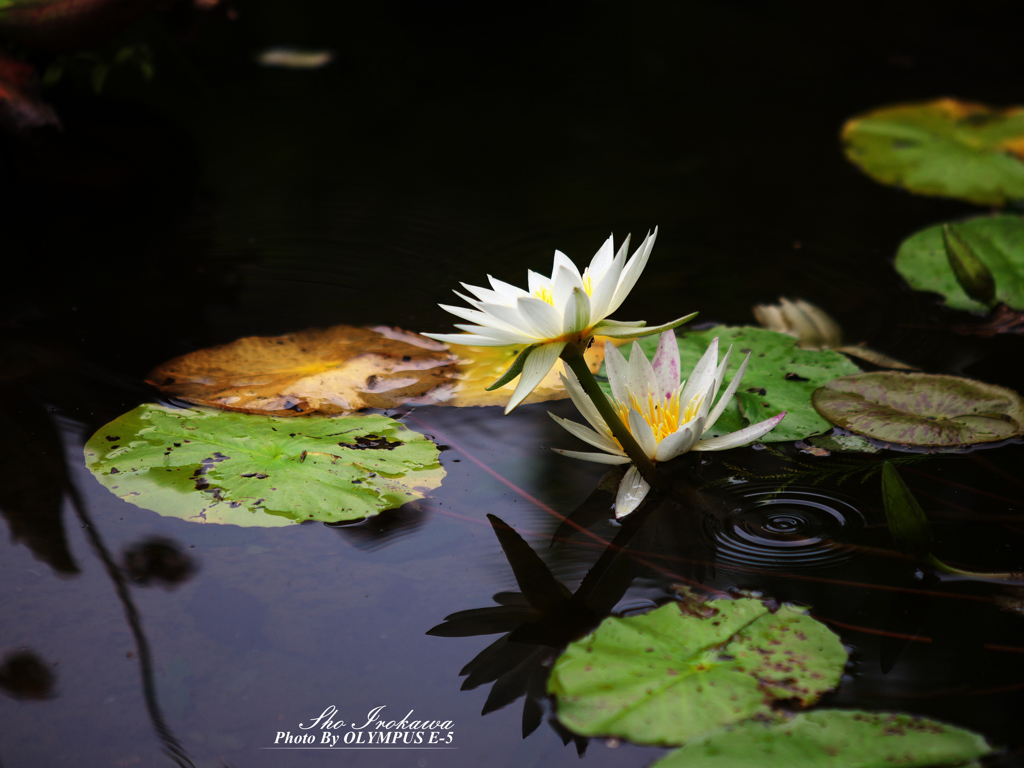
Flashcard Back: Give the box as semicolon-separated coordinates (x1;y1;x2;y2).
895;215;1024;312
547;598;845;746
146;325;606;414
813;373;1024;447
607;326;861;443
653;710;991;768
841;98;1024;206
84;405;444;527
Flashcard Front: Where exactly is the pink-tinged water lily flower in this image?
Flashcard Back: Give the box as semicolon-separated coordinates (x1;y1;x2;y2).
550;331;786;518
423;229;696;413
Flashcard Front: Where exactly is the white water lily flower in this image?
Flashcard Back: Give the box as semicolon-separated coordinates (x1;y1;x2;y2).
550;331;786;518
423;228;696;413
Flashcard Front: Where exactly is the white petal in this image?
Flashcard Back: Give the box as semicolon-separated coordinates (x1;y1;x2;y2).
704;352;750;432
504;342;566;413
627;341;659;403
603;341;631;406
587;251;624;321
654;423;696;462
549;413;624;455
487;276;529;301
452;324;534;344
422;332;511;347
516;296;563;339
559;372;610;436
561;286;592;335
592;313;697;339
588;235;615;280
552;250;582;281
475;301;533;335
679;337;719;407
527;270;550;298
628;407;658;460
607;227;657;315
652;330;681;401
694;411;786;451
459;283;504;305
615;466;651;519
553;265;587;319
439;303;522;332
553;448;633;465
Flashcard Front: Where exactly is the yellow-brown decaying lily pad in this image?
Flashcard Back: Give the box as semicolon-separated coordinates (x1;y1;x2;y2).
147;325;607;415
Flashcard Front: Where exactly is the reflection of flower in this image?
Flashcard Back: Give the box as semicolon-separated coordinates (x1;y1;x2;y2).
423;229;695;413
551;331;785;518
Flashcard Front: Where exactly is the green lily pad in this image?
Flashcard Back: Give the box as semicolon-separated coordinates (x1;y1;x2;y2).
841;98;1024;206
605;326;861;443
547;598;846;746
895;215;1024;312
653;710;992;768
812;372;1024;447
84;404;444;527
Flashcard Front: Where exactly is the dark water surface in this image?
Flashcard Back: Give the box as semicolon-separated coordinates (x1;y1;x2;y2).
4;2;1024;766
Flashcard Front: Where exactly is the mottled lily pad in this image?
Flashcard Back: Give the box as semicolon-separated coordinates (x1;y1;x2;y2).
653;710;992;768
84;404;444;527
895;215;1024;312
146;325;606;414
842;98;1024;206
813;372;1024;447
547;598;845;746
608;326;861;443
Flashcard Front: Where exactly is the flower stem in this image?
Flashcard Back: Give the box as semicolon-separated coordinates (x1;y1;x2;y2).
562;348;668;492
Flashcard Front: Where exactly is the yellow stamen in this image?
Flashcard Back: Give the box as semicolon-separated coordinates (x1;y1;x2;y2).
611;388;705;447
533;286;555;305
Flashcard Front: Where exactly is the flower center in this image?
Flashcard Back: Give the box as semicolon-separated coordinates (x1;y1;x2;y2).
613;389;705;445
533;286;555;305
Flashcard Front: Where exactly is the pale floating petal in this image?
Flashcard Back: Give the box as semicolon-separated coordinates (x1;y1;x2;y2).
559;372;610;435
504;342;566;413
694;411;786;451
549;413;624;455
615;466;651;519
704;352;750;432
607;227;657;315
627;340;659;402
679;337;720;407
593;313;697;339
553;448;632;465
628;406;658;459
516;296;563;339
603;341;631;406
421;332;513;347
653;422;696;462
652;330;681;401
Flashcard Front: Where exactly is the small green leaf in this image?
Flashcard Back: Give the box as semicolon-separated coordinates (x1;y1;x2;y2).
84;404;444;527
653;710;992;768
605;326;861;443
881;462;932;557
896;215;1024;312
813;372;1024;446
841;98;1024;206
547;598;846;746
485;344;536;391
943;224;997;307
